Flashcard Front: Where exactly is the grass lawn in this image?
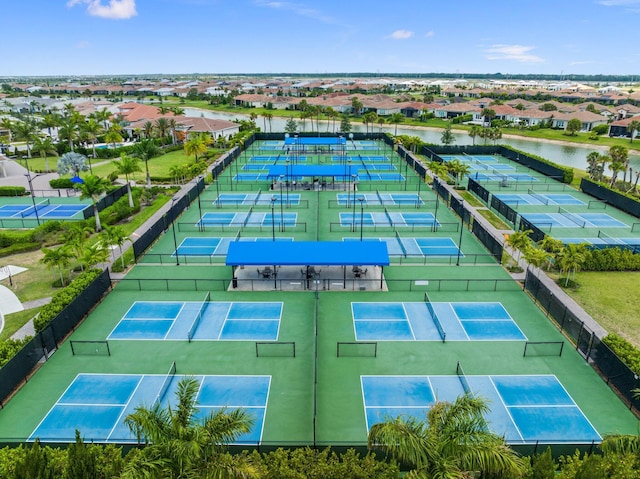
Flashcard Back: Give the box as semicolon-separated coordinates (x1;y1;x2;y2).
551;271;640;348
0;250;60;303
475;208;510;230
0;307;41;341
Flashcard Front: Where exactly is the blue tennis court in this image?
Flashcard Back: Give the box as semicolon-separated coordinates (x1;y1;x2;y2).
331;156;391;162
494;193;585;206
361;374;600;444
339;212;438;228
198;212;297;227
359;173;404;181
472;172;538;182
248;155;307;162
351;301;525;341
0;202;87;219
175;237;294;256
343;237;461;257
336;193;423;206
30;373;270;444
108;300;283;341
559;237;640;249
214;193;300;206
233;173;269;181
285;137;345;145
521;212;628;228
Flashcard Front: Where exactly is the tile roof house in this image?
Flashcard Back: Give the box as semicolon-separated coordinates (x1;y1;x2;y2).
608;115;640;138
551;110;608;132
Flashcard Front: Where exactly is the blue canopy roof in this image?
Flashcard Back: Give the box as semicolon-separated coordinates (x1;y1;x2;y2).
226;241;389;266
284;137;346;145
267;165;358;179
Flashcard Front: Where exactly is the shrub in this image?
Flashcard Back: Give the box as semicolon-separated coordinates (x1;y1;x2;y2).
582;247;640;271
49;178;75;189
0;338;32;367
501;145;574;184
0;186;26;196
34;268;103;332
0;242;40;257
603;334;640;374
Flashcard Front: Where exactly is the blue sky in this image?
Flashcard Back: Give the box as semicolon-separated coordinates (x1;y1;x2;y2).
4;0;640;76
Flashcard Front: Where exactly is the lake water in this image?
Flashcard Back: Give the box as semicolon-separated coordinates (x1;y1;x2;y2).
184;108;640;172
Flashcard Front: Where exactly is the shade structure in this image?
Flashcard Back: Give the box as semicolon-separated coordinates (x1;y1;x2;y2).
226;241;389;267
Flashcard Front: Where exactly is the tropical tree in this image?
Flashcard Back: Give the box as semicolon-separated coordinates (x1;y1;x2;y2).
142;121;154;139
300;109;312;132
154;117;170;146
609;145;629;183
12;119;39;158
40;246;73;286
566;118;582;136
40;113;61;138
184;132;211;163
363;111;378;134
428;160;449;180
31;136;58;173
389;113;404;136
351;97;363;117
58;116;80;152
132;139;161;188
80;242;110;269
0;117;13;142
325;107;338;132
169;164;188;184
113;154;141;207
490;126;503;145
368;394;528;478
339;115;352;134
168;106;184;116
77;175;111;232
122;376;257;479
57;152;89;177
480;107;496;127
523;245;551;278
104;125;123;148
80;118;104;160
627;119;640;144
61;223;93;271
93;107;111;130
505;229;533;265
586;151;603;181
446;158;470;186
440;123;455;145
555;243;587;286
377;116;386;133
468;125;482;145
100;225;130;269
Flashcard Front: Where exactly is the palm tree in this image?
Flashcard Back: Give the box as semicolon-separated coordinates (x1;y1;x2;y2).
389;113;404;136
40;246;73;286
58;116;80;152
132;139;161;188
325;107;338;132
505;229;533;265
377;116;386;133
555;243;587;286
100;225;130;269
628;120;640;144
368;394;527;478
265;112;273;132
77;175;111;232
113;154;141;207
142;121;154;139
184;133;211;163
428;160;449;179
586;151;602;181
57;151;89;177
123;376;256;479
61;223;93;271
31;136;58;173
80;242;110;269
154;117;170;146
609;145;629;183
81;118;104;160
169;106;184;116
104;125;123;149
523;245;550;278
480;107;496;127
40;113;61;139
12;119;39;158
468;125;482;145
0;118;13;142
608;160;626;187
93;107;112;130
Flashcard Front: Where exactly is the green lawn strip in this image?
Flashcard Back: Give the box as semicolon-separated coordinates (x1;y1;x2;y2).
550;271;640;348
475;209;511;230
0;307;40;341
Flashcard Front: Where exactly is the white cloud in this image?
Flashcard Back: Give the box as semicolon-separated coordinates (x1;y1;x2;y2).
67;0;137;20
424;30;435;37
388;29;414;40
485;44;544;63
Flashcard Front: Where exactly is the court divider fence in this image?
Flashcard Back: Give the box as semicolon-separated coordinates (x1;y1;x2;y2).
0;269;111;409
525;270;640;414
581;177;640;218
490;195;518;227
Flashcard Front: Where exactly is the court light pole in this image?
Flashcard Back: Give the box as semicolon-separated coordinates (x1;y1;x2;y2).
433;175;439;233
285;159;290;206
171;196;180;266
196;175;203;231
352;174;357;233
359;197;364;241
279;175;284;232
270;196;276;241
24;171;42;226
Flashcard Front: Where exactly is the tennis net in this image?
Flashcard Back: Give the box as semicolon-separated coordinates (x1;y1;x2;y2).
384;207;393;226
558;207;586;228
376;189;383;205
456;361;472;395
424;291;446;342
154;361;177;406
395;231;408;257
597;230;623;245
243;206;254;227
20;199;50;218
527;189;549;205
188;291;211;342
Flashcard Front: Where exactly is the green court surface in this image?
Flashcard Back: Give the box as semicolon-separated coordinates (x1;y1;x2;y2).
0;139;636;448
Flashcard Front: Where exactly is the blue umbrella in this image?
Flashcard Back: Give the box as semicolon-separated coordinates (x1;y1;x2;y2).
71;176;84;184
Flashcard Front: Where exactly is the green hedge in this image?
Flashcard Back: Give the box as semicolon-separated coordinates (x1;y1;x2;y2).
583;247;640;271
501;145;574;184
0;338;32;368
0;242;41;257
603;334;640;375
0;230;35;247
34;268;103;332
0;186;26;196
49;178;75;189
